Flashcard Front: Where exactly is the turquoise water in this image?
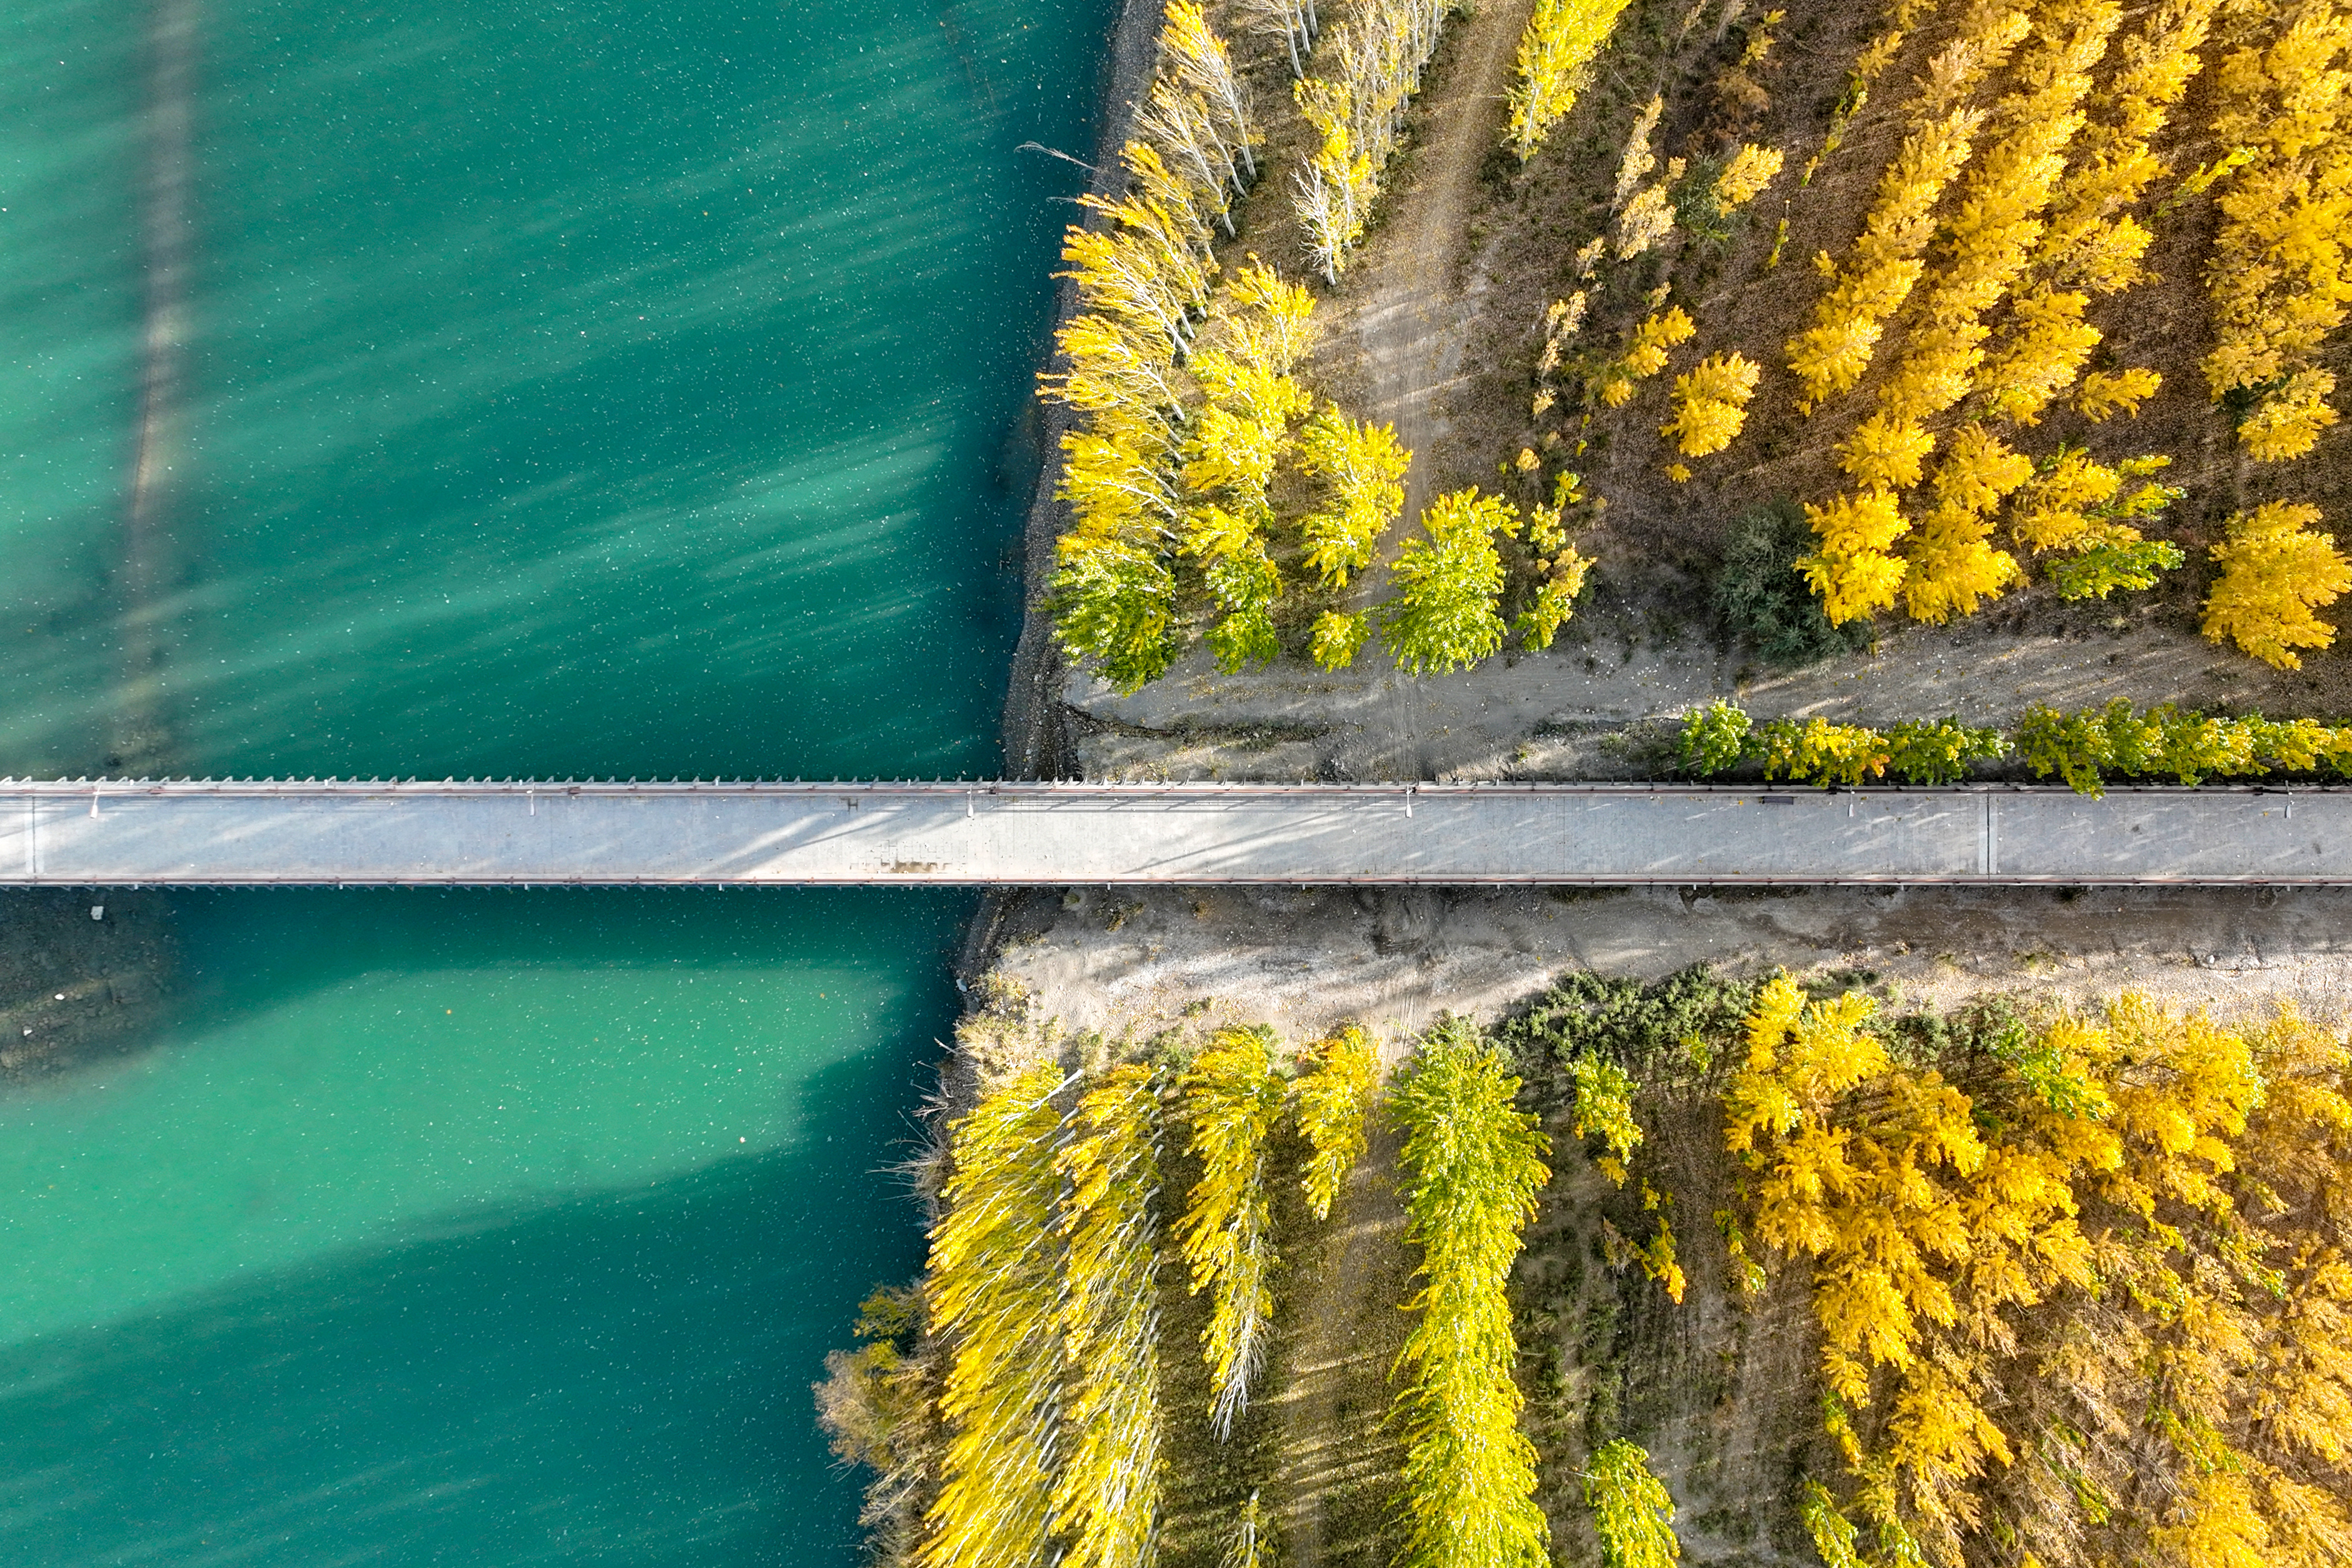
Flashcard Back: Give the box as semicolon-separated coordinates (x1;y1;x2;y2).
0;0;1111;1559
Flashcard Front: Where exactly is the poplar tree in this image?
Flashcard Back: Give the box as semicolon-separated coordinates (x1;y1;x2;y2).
1296;404;1410;587
1390;1017;1552;1568
1294;1025;1380;1219
919;1063;1068;1568
1504;0;1638;163
1177;1025;1290;1439
1052;1066;1167;1568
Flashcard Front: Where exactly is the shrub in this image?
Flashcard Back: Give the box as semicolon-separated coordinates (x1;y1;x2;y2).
1677;701;1753;776
1714;503;1873;666
1884;718;2006;784
1754;716;1891;787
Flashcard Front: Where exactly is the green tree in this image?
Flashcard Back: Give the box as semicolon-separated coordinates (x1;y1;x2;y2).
1380;488;1518;675
1390;1017;1553;1568
1585;1440;1681;1568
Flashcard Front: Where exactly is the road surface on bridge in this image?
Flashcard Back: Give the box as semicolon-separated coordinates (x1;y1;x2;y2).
1;778;2344;886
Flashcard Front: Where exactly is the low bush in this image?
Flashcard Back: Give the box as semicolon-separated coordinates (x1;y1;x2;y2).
1713;503;1873;667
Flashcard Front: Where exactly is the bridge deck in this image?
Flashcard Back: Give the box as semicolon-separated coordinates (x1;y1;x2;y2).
1;779;2344;886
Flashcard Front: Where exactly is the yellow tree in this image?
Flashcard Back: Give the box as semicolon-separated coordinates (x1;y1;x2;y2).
1504;0;1637;163
1295;1025;1380;1219
1052;1066;1166;1568
1902;424;2029;623
918;1062;1067;1568
2202;501;2352;669
1660;352;1761;457
1713;143;1784;211
1177;1025;1290;1439
1599;307;1693;406
1379;487;1519;674
1799;489;1909;624
1296;403;1410;587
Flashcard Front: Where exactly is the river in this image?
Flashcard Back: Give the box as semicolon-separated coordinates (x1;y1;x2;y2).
0;0;1112;1559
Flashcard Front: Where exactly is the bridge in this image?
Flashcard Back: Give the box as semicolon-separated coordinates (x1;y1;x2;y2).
2;778;2347;886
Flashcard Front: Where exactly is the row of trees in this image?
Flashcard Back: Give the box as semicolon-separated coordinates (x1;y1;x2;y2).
1968;0;2215;427
1044;5;1446;693
1043;3;1265;694
1293;0;1455;282
1729;977;2352;1568
1391;1018;1554;1568
1677;695;2352;793
2203;0;2352;462
912;1023;1384;1568
1804;0;2120;624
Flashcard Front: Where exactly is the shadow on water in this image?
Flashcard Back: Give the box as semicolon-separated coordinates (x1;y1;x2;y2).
0;1005;934;1567
148;886;981;1046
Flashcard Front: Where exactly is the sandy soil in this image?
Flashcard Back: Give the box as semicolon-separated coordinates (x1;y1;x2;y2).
994;883;2352;1044
1065;600;2292;780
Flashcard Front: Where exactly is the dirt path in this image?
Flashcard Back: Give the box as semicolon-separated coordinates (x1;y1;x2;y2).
1341;0;1532;506
1327;0;1536;777
1263;1118;1415;1568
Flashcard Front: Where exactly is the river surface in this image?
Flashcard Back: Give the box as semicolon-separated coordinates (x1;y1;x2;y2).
0;0;1111;1559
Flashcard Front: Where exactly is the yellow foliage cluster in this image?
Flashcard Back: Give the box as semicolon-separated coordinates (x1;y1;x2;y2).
1713;143;1785;212
2203;0;2352;461
1661;352;1761;457
1039;6;1255;694
2007;447;2172;554
1294;1025;1381;1220
1054;1067;1167;1568
1296;401;1409;590
1175;1025;1290;1439
1974;0;2216;425
1177;266;1320;674
1784;106;1986;404
1786;0;2040;401
2201;500;2352;669
1504;0;1639;163
905;1016;1402;1568
1798;488;1910;624
1600;307;1694;407
1901;425;2029;624
1733;979;2352;1568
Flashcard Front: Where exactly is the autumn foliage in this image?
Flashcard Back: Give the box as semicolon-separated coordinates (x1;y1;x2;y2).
1391;1017;1554;1568
1730;975;2352;1568
2201;501;2352;669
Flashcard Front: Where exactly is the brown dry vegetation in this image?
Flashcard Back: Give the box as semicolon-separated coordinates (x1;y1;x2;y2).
1451;0;2350;687
1051;0;2352;784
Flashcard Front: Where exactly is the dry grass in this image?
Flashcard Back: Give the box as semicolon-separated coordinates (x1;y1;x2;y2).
1447;0;2352;705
